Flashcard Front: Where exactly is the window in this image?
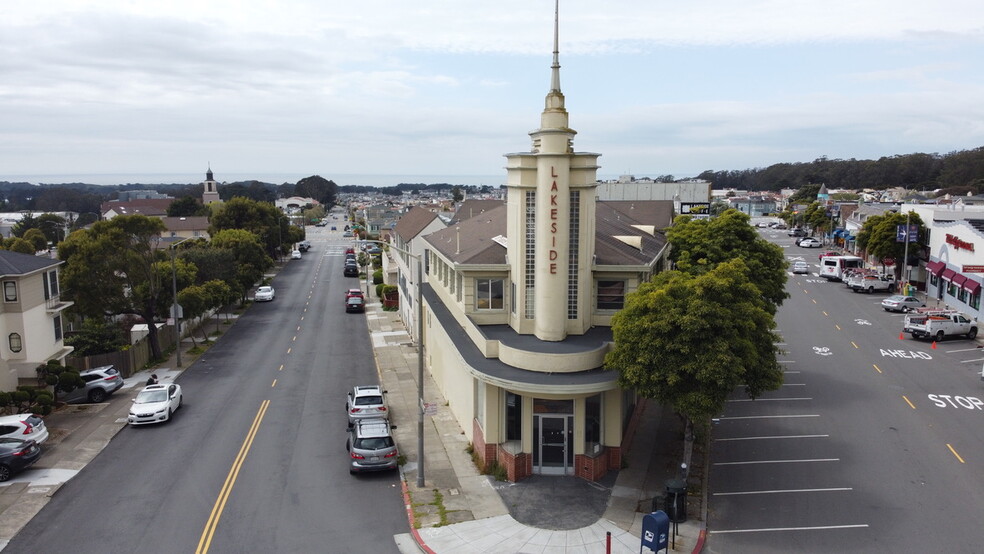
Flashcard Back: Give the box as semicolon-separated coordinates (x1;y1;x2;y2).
584;394;602;456
8;333;22;353
505;392;522;441
3;281;16;302
54;315;63;341
476;278;504;310
597;280;626;311
972;292;981;310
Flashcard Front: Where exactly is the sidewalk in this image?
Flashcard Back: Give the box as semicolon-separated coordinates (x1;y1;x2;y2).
366;300;705;553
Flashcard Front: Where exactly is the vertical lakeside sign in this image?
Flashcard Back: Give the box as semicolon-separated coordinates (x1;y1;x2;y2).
549;166;560;274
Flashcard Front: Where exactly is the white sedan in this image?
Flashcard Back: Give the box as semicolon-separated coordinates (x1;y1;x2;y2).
255;286;275;302
128;384;183;425
797;237;822;248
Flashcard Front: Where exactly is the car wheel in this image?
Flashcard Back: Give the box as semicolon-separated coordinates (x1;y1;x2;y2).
968;328;978;339
166;408;173;422
88;389;108;403
867;287;874;294
0;464;10;482
936;331;946;342
178;396;182;409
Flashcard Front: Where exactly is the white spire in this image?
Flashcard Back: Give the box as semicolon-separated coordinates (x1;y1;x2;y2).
550;0;561;93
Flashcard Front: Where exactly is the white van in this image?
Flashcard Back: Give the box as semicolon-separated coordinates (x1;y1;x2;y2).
819;256;863;281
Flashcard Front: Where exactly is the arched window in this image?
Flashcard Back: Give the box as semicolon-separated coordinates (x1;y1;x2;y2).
8;333;22;353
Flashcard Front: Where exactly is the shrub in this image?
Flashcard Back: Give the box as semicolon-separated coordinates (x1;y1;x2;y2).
372;269;383;285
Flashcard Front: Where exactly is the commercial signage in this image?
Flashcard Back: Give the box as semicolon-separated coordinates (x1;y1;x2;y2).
946;234;975;252
963;265;984;273
679;202;710;219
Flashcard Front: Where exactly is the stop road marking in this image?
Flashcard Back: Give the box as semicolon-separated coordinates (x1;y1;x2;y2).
928;394;984;410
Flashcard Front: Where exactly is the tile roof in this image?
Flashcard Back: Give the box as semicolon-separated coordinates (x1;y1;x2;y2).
450;200;506;224
425;205;508;265
162;216;209;231
100;198;173;217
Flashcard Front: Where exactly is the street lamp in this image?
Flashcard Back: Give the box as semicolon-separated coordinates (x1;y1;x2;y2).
170;236;194;367
361;238;426;487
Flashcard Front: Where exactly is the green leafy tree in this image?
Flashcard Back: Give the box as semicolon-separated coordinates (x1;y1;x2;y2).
3;237;36;254
202;279;235;333
10;212;38;237
179;247;237;285
294;175;338;206
209;197;300;259
606;259;784;434
64;318;127;357
36;213;69;244
35;360;84;406
666;209;789;311
451;186;464;204
58;215;171;358
855;211;926;279
167;196;209;217
787;184;821;204
177;285;210;345
23;228;48;251
210;228;273;302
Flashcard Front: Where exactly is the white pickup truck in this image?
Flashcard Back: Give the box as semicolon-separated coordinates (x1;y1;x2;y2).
903;310;978;341
847;273;895;293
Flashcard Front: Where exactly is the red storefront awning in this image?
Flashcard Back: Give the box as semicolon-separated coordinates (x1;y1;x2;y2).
941;268;956;281
951;273;968;287
926;260;946;276
965;279;982;295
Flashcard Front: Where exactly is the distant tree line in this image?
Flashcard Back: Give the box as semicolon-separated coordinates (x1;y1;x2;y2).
695;146;984;196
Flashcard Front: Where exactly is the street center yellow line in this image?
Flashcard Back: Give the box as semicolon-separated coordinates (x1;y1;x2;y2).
947;443;966;463
902;395;916;409
287;347;292;354
271;379;277;387
292;336;297;342
851;341;859;349
835;324;841;331
196;399;270;554
873;364;882;373
822;311;829;317
278;364;284;371
812;299;817;304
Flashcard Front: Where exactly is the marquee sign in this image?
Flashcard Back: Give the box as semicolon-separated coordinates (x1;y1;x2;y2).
946;233;975;252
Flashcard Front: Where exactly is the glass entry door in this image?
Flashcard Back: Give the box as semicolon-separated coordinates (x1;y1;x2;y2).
533;414;574;475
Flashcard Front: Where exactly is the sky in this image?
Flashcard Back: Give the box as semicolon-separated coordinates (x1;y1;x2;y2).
3;1;984;187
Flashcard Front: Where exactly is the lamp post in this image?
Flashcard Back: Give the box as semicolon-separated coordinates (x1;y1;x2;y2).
361;238;426;487
170;237;193;367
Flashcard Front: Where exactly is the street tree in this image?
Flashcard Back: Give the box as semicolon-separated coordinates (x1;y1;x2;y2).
177;284;210;345
167;196;209;217
605;259;784;435
58;215;172;358
666;209;789;311
64;318;127;357
210;228;272;302
4;237;36;254
22;228;48;252
855;211;926;280
209;197;303;259
179;247;237;285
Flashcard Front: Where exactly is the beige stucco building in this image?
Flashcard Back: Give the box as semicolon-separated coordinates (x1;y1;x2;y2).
408;13;672;481
0;251;74;391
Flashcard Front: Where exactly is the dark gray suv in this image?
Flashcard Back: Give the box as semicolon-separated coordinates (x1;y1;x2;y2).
62;365;125;404
346;418;398;474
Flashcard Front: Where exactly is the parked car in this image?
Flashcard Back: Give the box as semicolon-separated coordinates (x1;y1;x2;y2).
881;295;924;312
62;365;125;404
0;414;49;445
346;418;398;474
344;264;359;277
255;286;275;302
903;310;978;341
346;297;365;313
343;231;354;238
346;288;365;301
128;383;183;425
848;274;895;294
797;237;822;248
0;438;43;482
788;228;807;237
346;385;389;423
791;261;810;274
297;240;311;252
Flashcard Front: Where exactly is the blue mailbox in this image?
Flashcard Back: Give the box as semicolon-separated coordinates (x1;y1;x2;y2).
641;510;670;552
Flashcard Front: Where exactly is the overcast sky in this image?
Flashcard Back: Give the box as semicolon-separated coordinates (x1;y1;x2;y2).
3;1;983;186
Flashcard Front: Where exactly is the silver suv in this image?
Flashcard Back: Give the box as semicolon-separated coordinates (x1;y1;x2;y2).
62;365;125;404
346;385;388;423
346;418;398;474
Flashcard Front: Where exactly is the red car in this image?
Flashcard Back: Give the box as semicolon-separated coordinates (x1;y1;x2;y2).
346;288;364;302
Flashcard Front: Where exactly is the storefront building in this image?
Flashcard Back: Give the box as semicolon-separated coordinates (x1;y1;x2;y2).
924;219;984;320
416;12;671;481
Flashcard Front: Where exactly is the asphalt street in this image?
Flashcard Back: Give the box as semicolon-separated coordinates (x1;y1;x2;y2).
705;228;984;553
5;225;406;553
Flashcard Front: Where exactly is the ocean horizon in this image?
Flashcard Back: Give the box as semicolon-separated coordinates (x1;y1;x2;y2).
1;172;642;188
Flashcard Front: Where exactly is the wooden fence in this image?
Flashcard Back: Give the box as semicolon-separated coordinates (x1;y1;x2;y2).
66;325;177;378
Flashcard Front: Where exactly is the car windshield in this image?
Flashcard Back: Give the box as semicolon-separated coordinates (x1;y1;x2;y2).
355;395;382;406
136;390;168;403
258;287;272;293
886;296;904;301
355;437;394;450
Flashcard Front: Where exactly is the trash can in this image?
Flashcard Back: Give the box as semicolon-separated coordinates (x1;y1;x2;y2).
664;479;687;523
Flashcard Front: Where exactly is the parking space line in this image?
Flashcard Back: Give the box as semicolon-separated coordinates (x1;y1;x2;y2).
714;487;852;496
716;434;829;441
710;524;868;535
715;458;839;466
945;347;981;353
727;397;812;402
716;414;819;420
959;358;984;364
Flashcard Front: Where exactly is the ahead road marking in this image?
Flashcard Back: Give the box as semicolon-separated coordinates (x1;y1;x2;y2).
710;524;868;534
196;399;271;554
